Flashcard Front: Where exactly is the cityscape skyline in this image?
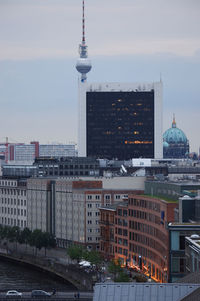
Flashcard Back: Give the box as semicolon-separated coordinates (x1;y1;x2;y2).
0;0;200;153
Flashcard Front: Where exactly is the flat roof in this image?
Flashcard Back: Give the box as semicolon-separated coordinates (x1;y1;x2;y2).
93;283;200;301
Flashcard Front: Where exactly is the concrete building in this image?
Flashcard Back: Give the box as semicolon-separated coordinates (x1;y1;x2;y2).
54;178;143;249
27;178;53;233
2;165;37;179
0;140;76;164
26;176;144;249
185;234;200;274
168;223;200;282
78;82;163;160
145;180;200;201
34;156;100;177
0;178;27;229
178;193;200;223
39;144;76;157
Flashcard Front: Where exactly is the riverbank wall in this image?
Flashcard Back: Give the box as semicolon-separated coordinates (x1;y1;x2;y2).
0;245;94;291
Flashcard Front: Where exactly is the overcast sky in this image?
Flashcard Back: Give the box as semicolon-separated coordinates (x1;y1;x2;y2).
0;0;200;153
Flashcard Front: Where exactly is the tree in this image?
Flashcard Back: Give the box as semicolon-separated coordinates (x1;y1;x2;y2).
108;259;123;281
115;271;130;282
85;250;103;270
19;228;32;252
9;226;21;250
42;232;56;256
67;244;85;262
29;229;44;255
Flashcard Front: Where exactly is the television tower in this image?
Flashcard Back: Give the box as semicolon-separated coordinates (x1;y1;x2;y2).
76;0;92;82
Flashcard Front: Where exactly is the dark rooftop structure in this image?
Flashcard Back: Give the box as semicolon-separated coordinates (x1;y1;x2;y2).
93;282;200;301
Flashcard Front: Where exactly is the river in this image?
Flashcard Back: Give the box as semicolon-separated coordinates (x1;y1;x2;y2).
0;259;76;292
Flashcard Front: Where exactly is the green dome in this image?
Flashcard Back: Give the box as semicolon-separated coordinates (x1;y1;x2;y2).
163;117;188;144
163;141;169;148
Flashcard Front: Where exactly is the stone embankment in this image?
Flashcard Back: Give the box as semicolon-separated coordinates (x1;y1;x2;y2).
0;244;95;291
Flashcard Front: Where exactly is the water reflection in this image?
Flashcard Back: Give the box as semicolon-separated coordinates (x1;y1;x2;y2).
0;259;76;292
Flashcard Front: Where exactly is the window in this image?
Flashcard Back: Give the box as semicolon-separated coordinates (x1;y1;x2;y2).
95;195;100;200
87;195;92;200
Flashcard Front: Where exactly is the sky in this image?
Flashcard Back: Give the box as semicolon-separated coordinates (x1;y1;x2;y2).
0;0;200;153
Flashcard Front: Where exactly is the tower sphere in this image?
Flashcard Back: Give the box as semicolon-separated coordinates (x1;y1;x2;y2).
76;58;92;75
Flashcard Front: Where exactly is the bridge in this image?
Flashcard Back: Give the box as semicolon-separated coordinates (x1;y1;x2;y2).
0;251;95;291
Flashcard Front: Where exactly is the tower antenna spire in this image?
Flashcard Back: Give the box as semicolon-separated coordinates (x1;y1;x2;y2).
76;0;92;82
82;0;85;44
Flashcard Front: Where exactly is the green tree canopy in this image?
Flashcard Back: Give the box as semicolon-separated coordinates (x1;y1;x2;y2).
67;244;85;262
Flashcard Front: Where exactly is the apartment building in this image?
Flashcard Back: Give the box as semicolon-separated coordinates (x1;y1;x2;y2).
0;178;27;229
27;178;53;233
54;178;142;249
100;195;178;282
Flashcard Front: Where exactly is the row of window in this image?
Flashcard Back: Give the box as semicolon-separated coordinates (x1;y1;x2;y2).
129;231;166;255
129;209;161;225
87;212;100;217
129;243;165;267
129;198;161;213
116;218;128;227
59;164;97;169
87;220;99;225
87;195;101;200
0;207;26;216
87;203;100;208
117;209;128;216
0;189;26;196
115;237;128;246
88;237;100;241
88;228;100;233
129;220;167;241
0;198;26;206
0;181;17;187
1;217;26;228
87;195;123;200
116;247;128;256
115;228;128;236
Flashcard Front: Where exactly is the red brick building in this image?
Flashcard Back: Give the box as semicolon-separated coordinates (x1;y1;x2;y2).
100;195;178;282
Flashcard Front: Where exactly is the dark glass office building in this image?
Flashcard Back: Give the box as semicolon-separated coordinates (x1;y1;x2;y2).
86;91;155;160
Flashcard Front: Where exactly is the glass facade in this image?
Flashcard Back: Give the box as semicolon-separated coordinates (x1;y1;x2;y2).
86;91;154;159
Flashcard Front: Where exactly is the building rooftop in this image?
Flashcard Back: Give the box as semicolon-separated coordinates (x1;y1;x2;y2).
93;282;200;301
139;194;178;203
100;201;128;211
146;180;200;186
